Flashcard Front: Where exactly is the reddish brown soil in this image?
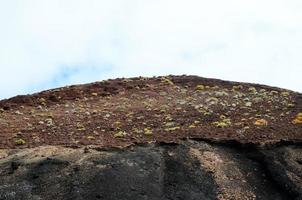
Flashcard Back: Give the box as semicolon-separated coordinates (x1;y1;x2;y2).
0;75;301;149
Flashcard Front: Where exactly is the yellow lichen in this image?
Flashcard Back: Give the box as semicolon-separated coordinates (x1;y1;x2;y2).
195;85;205;91
254;119;268;126
248;87;257;93
159;109;166;113
161;77;174;85
45;118;54;127
144;128;153;135
189;124;196;128
165;115;173;121
219;115;226;119
213;122;227;128
164;126;180;132
281;91;290;97
232;85;243;90
87;136;95;140
91;92;98;97
132;128;142;134
292;113;302;124
76;123;86;131
212;118;232;128
114;131;127;138
114;121;121;125
15;139;26;145
38;98;46;106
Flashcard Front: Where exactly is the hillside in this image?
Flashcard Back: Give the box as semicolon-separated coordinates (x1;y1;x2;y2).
0;75;301;148
0;75;301;200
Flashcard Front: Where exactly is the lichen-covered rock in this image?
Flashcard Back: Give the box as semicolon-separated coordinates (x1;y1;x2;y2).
292;113;302;124
0;75;301;199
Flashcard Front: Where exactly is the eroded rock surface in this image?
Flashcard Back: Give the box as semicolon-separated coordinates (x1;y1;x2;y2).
0;140;301;200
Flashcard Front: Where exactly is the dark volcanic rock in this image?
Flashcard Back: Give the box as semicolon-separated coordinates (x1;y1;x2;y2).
261;145;302;199
0;140;300;200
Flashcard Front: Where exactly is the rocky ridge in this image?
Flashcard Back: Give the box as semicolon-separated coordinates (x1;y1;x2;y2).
0;75;301;199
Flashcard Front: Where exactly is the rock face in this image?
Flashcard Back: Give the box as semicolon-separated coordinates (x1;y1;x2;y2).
0;140;301;200
0;75;301;199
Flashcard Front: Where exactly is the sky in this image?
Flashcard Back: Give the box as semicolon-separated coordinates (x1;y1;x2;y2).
0;0;302;99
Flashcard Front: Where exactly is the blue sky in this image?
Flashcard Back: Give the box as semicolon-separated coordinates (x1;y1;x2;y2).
0;0;302;99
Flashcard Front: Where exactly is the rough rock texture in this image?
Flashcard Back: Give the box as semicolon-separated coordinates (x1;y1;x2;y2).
0;75;301;199
0;75;301;148
0;140;301;200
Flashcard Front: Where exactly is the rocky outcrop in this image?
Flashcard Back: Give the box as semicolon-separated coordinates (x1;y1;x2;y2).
0;75;301;199
0;140;301;200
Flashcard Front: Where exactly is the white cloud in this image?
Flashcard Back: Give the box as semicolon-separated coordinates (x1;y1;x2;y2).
0;0;302;99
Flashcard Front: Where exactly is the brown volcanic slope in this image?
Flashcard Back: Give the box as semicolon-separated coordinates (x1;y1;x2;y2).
0;75;301;149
